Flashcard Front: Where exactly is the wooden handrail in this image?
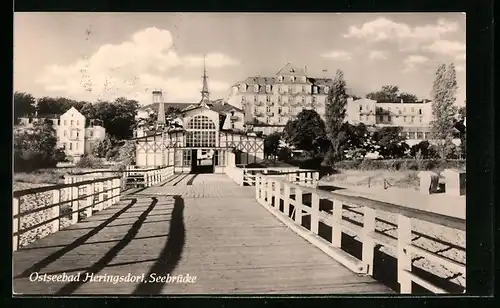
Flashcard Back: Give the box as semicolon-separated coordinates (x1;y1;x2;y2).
254;173;466;294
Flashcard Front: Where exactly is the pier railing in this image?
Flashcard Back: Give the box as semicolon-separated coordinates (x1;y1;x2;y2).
13;175;122;252
254;173;466;294
226;166;319;188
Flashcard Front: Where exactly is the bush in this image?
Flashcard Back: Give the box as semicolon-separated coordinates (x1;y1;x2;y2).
334;158;465;171
75;155;104;169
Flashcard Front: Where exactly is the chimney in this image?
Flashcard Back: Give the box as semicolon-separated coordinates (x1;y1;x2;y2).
153;90;166;125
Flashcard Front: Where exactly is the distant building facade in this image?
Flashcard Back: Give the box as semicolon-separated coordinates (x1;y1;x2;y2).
18;107;106;161
226;63;333;134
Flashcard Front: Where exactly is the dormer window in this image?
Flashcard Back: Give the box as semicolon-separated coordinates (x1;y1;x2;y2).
239;84;247;93
266;85;271;93
277;75;283;82
324;86;329;94
290;76;295;83
313;86;318;94
254;84;259;92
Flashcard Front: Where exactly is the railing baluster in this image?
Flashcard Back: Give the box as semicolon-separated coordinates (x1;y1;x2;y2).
283;184;290;217
71;183;79;224
52;189;61;233
274;180;281;208
311;192;319;234
294;188;302;224
397;214;413;293
332;200;343;248
13;197;20;251
86;183;94;217
98;182;104;211
362;207;376;275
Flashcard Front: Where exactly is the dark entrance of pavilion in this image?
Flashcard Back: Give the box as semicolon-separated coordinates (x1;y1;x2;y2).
190;149;214;174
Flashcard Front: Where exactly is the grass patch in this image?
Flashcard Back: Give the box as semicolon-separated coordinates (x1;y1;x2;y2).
14;170;63;184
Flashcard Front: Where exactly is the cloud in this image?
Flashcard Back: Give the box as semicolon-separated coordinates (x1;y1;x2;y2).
423;39;466;62
35;27;239;103
344;17;459;51
402;55;429;72
320;50;352;60
368;50;388;60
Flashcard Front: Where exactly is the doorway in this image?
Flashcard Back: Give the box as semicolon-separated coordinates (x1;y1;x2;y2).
190;149;214;174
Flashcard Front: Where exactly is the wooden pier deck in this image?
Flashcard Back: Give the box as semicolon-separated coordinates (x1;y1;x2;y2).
13;174;392;295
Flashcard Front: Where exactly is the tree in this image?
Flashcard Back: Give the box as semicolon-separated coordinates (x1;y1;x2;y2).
366;85;419;102
14;122;66;172
93;134;113;158
366;85;400;101
264;132;281;161
398;92;418;102
14;92;36;122
410;141;438;159
283;110;328;157
324;69;349;164
431;63;459;158
371;126;407;158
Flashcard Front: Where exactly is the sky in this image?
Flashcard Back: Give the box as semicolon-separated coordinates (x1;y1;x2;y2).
14;12;466;106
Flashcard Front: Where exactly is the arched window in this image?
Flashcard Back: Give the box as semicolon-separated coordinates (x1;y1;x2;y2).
186;115;217;147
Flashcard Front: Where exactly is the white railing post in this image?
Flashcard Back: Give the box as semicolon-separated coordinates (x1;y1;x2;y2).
97;182;104;211
13;197;20;251
255;174;261;200
86;183;94;217
362;207;376;275
52;189;61;233
106;180;113;208
299;172;305;185
115;178;121;203
311;192;319;234
397;214;413;293
294;188;302;224
332;200;343;248
71;184;79;224
274;180;281;208
283;184;290;217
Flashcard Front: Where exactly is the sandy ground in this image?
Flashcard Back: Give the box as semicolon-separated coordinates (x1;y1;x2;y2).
319;169;466;288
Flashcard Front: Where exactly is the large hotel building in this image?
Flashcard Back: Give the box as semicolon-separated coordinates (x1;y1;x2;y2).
226;63;434;146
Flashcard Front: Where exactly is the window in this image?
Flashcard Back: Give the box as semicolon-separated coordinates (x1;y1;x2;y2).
183;150;191;166
266;85;271;92
89;131;93;137
185;116;217;147
231;111;235;116
278;96;282;102
379;116;383;121
254;85;259;92
76;132;79;137
403;107;406;112
231;123;235;129
288;87;293;94
312;96;317;103
277;75;283;82
302;86;307;93
254;96;258;102
265;117;269;123
289;107;295;113
301;96;305;103
278;117;282;123
388;115;392;122
64;131;67;137
63;143;66;149
419;109;422;115
64;120;67;126
69;143;73;150
254;107;259;114
278;107;282;114
419;117;423;122
324;86;329;94
266;106;271;112
417;132;423;139
411;116;415;123
288;97;293;103
241;96;246;103
76;143;79;150
77;120;79;126
290;76;295;83
266;96;271;102
313;86;317;94
359;105;363;111
411;107;414;112
404;116;407;122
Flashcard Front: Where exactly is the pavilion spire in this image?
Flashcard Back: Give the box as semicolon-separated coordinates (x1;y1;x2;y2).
199;53;210;107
